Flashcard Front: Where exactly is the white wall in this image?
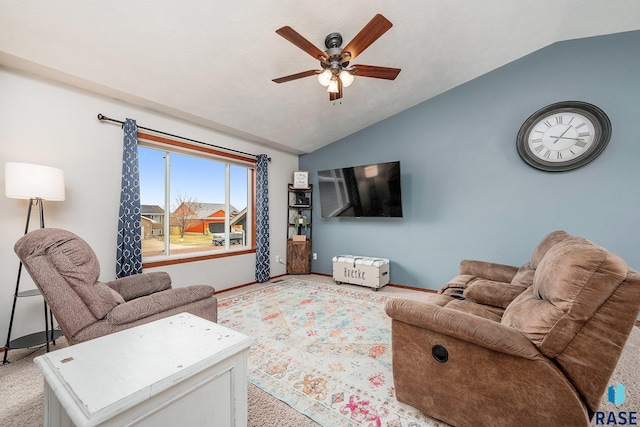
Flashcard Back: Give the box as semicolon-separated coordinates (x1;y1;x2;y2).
0;67;297;343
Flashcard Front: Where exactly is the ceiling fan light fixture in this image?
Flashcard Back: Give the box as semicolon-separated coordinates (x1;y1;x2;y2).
327;78;340;93
317;69;333;86
339;70;355;88
272;14;400;101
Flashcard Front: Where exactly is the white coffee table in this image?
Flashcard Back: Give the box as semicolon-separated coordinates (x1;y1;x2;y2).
34;313;254;427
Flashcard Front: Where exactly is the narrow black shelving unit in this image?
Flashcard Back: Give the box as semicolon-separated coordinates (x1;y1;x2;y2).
286;184;312;274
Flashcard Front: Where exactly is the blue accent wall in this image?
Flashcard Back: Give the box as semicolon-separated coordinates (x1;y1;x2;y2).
299;30;640;289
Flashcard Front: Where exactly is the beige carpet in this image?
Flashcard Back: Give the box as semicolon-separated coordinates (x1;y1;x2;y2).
1;275;638;426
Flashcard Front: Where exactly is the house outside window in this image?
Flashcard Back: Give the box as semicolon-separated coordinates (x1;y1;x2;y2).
138;135;255;265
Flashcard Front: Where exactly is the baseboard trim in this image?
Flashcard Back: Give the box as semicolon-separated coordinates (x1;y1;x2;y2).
311;272;332;278
388;283;438;293
216;273;288;295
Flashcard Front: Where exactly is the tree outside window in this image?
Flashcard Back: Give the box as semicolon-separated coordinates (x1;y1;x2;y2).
138;142;252;260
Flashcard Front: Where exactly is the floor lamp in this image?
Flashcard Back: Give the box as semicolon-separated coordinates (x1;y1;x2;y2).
3;162;65;364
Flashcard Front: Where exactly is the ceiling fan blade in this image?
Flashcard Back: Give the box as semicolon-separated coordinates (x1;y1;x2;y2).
272;70;320;84
352;64;401;80
329;78;343;101
341;14;393;62
276;26;329;61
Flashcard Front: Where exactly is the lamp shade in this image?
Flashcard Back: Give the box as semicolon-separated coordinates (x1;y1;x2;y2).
327;79;340;93
5;162;65;201
317;70;333;87
339;70;355;88
364;165;379;178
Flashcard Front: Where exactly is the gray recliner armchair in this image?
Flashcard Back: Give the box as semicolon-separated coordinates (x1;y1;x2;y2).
15;228;218;345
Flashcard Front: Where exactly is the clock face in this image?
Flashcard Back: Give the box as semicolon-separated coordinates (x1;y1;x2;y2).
526;111;595;163
517;101;611;172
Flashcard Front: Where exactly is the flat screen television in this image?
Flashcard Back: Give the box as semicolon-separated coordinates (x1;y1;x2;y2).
317;161;403;218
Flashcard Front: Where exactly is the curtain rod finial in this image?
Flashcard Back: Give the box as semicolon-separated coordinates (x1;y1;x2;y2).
97;113;105;120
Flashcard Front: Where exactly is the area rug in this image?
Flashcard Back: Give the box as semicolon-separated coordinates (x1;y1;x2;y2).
217;278;443;427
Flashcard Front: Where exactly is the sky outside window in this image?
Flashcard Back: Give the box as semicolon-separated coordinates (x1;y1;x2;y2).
139;146;248;210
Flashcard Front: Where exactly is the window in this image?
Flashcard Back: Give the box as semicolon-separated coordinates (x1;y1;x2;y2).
137;133;255;265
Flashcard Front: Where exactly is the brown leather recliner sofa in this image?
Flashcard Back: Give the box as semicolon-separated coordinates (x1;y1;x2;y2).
15;228;218;345
385;231;640;427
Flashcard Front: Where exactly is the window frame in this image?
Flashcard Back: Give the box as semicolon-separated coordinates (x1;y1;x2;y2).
137;131;256;268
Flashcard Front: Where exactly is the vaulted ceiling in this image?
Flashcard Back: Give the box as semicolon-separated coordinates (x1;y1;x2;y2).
2;1;639;154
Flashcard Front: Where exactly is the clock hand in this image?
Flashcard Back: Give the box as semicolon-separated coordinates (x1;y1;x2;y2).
549;136;584;141
551;126;571;144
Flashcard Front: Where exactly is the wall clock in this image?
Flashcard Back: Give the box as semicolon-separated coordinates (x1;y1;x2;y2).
516;101;611;172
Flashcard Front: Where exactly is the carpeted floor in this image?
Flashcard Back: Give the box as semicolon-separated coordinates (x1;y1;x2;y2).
1;275;638;426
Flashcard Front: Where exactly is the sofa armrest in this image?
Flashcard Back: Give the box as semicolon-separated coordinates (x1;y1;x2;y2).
459;259;519;283
385;298;541;359
104;272;172;301
106;285;216;325
463;280;528;309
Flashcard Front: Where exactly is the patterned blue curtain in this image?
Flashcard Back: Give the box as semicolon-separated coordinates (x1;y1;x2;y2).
116;118;142;278
255;154;270;282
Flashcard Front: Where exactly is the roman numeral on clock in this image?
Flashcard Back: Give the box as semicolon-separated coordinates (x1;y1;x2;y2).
575;140;587;148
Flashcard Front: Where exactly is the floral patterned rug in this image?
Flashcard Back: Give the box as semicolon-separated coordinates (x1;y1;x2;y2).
217;278;442;427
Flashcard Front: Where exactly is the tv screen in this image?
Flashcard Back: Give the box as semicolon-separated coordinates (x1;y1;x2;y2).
318;161;403;218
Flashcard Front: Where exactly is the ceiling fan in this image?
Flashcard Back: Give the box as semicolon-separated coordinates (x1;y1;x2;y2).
272;14;401;101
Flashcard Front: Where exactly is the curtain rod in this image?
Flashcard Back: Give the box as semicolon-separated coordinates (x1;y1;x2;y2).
97;114;271;161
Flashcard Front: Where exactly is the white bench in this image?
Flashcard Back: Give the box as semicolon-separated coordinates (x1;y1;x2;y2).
332;255;390;290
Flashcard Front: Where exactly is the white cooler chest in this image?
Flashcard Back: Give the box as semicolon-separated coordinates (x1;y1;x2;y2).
332;255;390;290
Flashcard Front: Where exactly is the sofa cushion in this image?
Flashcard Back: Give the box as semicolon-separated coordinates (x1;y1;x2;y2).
40;231;127;319
106;285;215;325
464;279;528;309
510;263;535;287
45;231;124;319
416;293;504;321
437;274;477;295
105;272;172;301
502;238;628;358
530;230;572;268
79;282;126;319
49;232;100;288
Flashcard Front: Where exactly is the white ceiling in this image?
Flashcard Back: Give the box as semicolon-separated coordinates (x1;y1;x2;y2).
2;1;640;155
